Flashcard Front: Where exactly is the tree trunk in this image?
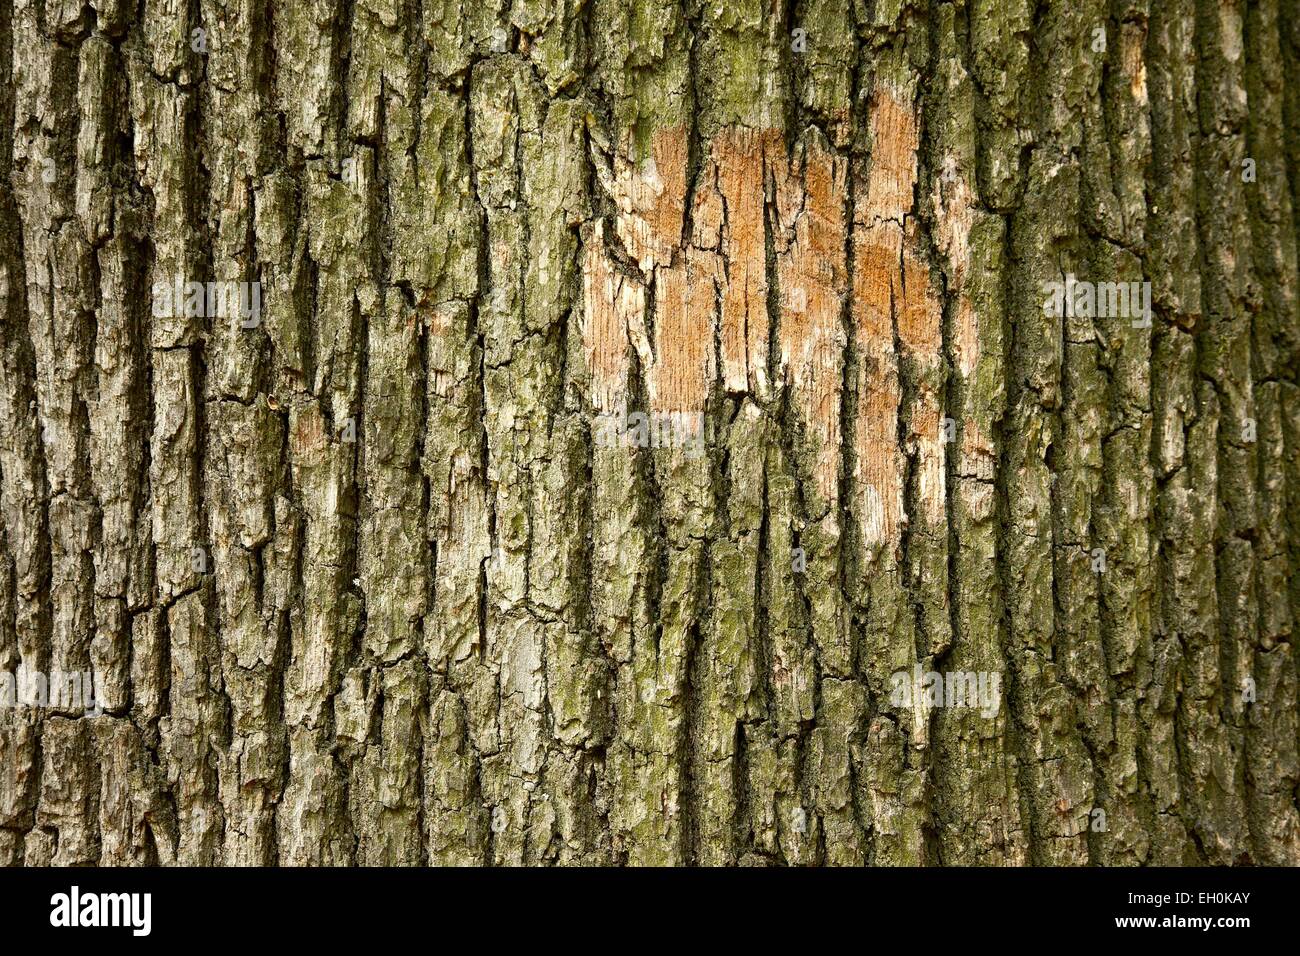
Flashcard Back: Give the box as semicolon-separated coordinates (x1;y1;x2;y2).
1;0;1297;866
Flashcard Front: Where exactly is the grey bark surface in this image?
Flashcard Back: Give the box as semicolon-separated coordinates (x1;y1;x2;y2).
0;0;1298;865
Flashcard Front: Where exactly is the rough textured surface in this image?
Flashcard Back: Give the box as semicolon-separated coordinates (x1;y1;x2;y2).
0;0;1297;866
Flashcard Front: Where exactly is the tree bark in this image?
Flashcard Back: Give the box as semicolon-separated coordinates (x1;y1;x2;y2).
1;0;1297;866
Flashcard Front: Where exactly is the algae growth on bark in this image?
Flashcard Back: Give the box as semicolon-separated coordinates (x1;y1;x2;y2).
1;0;1298;866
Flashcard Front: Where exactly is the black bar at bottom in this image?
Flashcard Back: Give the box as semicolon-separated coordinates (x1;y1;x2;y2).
0;865;1284;944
